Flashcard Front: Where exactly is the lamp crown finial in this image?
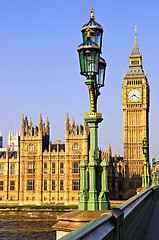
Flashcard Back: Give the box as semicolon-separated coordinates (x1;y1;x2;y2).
90;7;95;19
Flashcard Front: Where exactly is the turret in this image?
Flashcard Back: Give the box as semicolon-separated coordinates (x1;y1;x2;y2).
71;116;75;127
25;116;28;135
108;141;112;158
38;114;43;137
46;117;50;135
43;123;45;136
83;120;88;136
65;113;70;138
21;115;25;138
29;117;33;136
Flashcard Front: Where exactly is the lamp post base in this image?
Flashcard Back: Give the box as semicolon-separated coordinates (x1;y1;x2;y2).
78;191;88;210
98;191;110;210
87;191;98;210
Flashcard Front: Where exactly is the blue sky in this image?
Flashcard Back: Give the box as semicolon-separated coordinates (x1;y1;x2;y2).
0;0;159;162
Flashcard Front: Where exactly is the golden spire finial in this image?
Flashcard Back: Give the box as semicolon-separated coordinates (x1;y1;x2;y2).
86;26;91;38
90;7;95;20
135;26;137;42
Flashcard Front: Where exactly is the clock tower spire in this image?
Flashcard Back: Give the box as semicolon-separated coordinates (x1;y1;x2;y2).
122;27;150;194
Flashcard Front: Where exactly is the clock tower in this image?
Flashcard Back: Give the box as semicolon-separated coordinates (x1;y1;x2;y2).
122;27;150;190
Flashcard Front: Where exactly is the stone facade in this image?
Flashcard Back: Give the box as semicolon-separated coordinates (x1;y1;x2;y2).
0;114;90;205
8;131;20;151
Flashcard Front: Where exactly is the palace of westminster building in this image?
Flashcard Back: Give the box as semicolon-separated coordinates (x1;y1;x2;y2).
0;29;150;205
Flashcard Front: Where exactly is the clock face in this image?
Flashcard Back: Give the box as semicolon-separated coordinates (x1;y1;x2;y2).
128;88;141;102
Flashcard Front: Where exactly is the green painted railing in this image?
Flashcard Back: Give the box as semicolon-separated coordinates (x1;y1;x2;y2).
60;186;158;240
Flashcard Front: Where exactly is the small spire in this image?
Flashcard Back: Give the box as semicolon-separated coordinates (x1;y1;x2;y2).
46;116;49;126
131;26;140;55
21;114;24;124
90;7;95;20
66;113;69;123
39;114;42;124
71;116;75;126
29;117;32;127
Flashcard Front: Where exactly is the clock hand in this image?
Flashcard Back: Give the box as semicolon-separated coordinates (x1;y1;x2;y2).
132;94;139;99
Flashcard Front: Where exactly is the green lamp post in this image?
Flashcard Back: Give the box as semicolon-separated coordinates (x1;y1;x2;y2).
142;137;150;187
77;8;109;211
152;157;156;186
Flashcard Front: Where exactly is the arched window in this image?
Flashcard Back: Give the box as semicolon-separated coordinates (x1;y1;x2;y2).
74;143;79;152
29;144;34;152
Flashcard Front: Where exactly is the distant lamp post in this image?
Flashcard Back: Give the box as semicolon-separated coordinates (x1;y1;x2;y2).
156;168;159;185
152;157;156;186
77;8;110;211
142;137;150;187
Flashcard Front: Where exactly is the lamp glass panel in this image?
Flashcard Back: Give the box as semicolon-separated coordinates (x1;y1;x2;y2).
98;64;104;86
84;49;99;76
83;31;87;42
79;51;85;74
143;148;147;154
95;30;101;48
82;30;102;49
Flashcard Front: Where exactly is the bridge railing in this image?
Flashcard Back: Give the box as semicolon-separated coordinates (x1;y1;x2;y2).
60;186;158;240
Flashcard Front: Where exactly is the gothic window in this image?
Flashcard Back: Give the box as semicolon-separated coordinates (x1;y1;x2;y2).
60;180;63;191
27;180;34;191
52;180;55;191
72;162;80;174
0;181;3;191
131;60;139;65
52;163;55;174
60;163;64;174
72;180;80;191
10;164;15;175
44;163;47;174
10;181;15;191
44;180;47;190
119;182;123;191
74;143;79;152
0;165;4;175
28;162;35;174
29;144;34;152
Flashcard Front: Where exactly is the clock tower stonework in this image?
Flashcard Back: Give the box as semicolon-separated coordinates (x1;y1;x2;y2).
122;28;150;193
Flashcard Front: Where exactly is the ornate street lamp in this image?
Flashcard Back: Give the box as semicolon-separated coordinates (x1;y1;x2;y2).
142;137;148;155
152;157;156;185
77;27;101;78
77;8;109;211
142;137;150;187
